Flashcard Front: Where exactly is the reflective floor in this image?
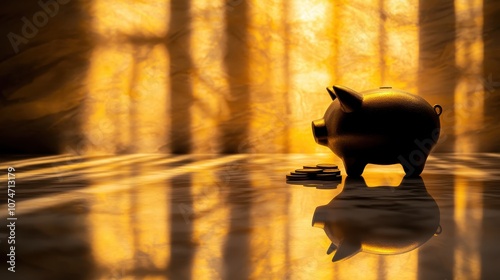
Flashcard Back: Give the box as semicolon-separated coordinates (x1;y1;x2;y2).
0;154;500;280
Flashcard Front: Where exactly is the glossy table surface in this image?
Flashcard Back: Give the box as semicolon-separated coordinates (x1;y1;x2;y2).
0;153;499;280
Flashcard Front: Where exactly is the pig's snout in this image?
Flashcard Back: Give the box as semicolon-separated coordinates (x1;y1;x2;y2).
312;119;328;146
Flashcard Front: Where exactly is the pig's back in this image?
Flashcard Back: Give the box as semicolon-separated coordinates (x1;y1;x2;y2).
363;89;438;133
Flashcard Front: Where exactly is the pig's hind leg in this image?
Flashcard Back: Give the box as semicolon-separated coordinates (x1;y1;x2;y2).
400;155;427;177
343;158;367;177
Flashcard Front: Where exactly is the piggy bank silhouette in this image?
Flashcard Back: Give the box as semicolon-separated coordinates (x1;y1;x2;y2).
312;176;441;262
312;85;442;177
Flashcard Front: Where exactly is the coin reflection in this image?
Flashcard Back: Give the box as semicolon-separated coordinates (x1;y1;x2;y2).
312;176;440;262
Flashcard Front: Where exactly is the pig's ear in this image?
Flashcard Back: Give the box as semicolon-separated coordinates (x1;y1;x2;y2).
332;85;363;113
332;239;361;262
327;243;338;255
326;87;337;101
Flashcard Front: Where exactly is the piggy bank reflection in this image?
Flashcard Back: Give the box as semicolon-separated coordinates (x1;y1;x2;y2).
312;176;441;262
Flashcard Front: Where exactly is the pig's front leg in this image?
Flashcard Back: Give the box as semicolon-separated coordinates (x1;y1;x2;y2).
343;158;367;177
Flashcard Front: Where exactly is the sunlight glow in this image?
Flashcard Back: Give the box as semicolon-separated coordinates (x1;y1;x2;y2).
87;162;171;278
80;0;423;154
335;0;383;88
454;174;483;279
191;168;229;279
1;155;247;217
248;171;289;278
83;1;169;154
90;189;138;277
383;0;419;92
15;154;157;181
289;184;339;279
288;0;335;153
0;154;74;168
248;0;289;153
190;0;228;154
454;0;484;153
92;0;168;39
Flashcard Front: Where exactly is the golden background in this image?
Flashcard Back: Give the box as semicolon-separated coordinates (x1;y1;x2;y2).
1;0;499;155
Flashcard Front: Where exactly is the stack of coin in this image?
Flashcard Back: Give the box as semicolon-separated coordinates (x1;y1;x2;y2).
286;163;341;182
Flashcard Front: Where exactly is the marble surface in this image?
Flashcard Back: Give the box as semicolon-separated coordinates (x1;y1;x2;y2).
0;153;499;279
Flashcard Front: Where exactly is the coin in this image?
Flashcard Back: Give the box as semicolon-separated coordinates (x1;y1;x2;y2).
316;164;339;169
286;174;309;180
316;183;340;189
322;169;341;175
316;174;342;181
285;180;320;186
303;165;319;169
295;168;323;174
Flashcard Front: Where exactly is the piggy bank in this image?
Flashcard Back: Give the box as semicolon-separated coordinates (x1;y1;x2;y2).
312;176;441;262
312;85;442;177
